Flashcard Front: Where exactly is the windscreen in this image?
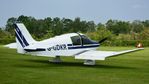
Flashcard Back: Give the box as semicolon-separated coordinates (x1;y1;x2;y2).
81;35;97;45
71;35;97;45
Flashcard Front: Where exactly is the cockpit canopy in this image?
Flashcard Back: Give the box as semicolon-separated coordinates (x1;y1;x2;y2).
71;35;98;46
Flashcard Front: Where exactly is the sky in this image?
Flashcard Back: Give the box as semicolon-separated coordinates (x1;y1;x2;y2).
0;0;149;27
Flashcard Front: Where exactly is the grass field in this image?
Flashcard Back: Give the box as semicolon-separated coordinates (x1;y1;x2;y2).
0;46;149;84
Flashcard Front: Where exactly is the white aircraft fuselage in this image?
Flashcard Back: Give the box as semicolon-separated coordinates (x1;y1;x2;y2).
24;33;99;57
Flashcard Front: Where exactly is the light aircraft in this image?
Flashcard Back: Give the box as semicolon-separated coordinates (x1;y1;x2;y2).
14;23;144;65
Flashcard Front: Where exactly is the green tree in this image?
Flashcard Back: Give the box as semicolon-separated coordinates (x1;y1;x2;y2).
142;20;149;27
62;18;73;33
131;20;144;33
0;29;15;44
71;17;81;32
86;25;112;41
106;20;131;35
86;21;95;32
140;28;149;40
5;17;17;35
52;17;63;35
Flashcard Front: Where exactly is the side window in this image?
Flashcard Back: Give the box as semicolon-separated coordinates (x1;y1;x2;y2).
71;36;81;45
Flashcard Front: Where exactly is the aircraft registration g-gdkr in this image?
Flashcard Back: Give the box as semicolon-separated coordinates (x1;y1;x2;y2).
14;23;144;65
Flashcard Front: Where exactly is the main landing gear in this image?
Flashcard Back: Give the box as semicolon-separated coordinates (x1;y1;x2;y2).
49;56;96;65
84;60;95;65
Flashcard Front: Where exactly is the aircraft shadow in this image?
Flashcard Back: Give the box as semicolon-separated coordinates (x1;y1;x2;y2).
14;59;136;70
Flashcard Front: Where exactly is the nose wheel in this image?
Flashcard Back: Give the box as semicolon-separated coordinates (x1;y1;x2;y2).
84;60;95;65
49;56;62;63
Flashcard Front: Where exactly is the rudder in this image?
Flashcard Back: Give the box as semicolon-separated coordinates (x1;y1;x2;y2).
14;23;36;53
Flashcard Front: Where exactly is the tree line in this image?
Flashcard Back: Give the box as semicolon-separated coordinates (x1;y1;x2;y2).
0;15;149;46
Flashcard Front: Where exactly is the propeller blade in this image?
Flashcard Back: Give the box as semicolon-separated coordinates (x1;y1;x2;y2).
98;37;108;43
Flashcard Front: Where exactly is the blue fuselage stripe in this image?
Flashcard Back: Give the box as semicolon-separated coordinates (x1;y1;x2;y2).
67;44;99;49
24;48;46;52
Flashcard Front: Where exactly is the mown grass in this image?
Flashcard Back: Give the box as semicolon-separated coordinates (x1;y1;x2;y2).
0;46;149;84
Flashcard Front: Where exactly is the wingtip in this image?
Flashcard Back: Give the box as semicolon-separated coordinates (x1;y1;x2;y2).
136;43;143;48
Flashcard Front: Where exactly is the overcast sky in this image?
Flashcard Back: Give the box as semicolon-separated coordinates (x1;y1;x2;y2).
0;0;149;27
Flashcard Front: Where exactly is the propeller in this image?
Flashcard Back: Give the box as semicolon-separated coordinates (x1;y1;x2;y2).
98;37;108;44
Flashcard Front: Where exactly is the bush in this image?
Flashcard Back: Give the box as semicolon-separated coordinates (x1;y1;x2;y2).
0;30;15;44
0;38;15;44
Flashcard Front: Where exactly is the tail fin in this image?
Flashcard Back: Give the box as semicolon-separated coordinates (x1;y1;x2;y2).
14;23;36;53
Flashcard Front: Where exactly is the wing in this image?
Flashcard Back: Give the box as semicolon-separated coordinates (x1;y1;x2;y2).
75;48;144;60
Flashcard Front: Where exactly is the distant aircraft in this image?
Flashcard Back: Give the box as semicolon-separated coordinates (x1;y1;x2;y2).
14;23;144;65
